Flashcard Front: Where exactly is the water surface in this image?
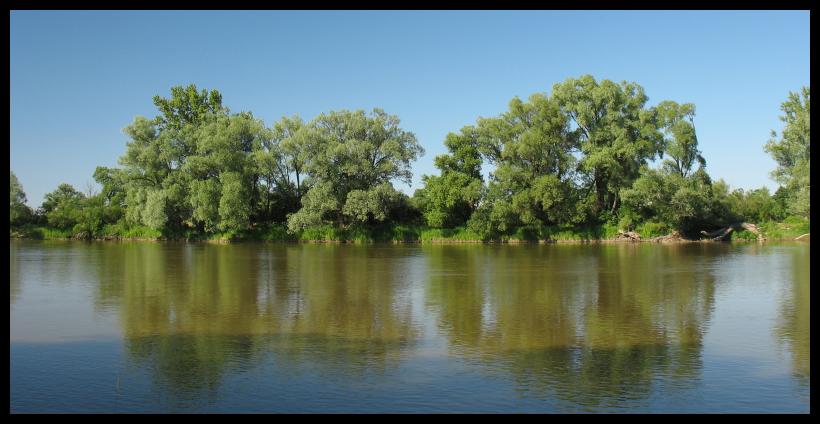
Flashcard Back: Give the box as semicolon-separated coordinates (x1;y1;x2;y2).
9;241;810;412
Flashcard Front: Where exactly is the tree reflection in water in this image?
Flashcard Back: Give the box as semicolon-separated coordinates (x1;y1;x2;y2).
99;243;418;408
424;244;716;410
67;241;808;411
774;244;810;387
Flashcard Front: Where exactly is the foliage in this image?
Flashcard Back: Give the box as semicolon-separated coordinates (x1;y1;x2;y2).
10;171;33;228
286;108;424;232
765;87;810;218
552;75;664;217
415;126;484;228
472;94;581;234
19;80;810;242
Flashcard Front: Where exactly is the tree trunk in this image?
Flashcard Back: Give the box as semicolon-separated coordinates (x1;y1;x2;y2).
650;230;683;242
700;222;765;241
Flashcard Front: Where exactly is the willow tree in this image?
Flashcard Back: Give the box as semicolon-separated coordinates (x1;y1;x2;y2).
552;75;664;218
414;125;484;228
10;171;32;228
40;183;85;231
286;109;424;232
765;87;810;218
655;101;704;178
467;93;580;237
490;94;578;223
619;101;716;235
119;85;228;233
252;115;309;223
184;112;270;233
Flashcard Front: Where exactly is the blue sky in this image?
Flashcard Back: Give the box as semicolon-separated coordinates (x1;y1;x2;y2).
10;10;810;206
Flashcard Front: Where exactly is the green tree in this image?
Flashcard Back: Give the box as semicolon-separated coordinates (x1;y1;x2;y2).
552;75;664;218
287;109;423;232
10;171;32;228
252;115;308;222
153;84;224;131
217;171;251;232
185;112;267;232
118;85;234;234
118;116;176;230
655;101;704;178
619;103;717;237
473;94;580;233
415;126;484;228
765;87;810;218
41;183;85;231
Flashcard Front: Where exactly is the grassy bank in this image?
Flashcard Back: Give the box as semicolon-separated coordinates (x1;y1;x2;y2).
10;218;809;244
733;216;810;241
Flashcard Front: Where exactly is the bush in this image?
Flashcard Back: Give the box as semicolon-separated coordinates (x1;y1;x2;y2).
635;221;670;238
419;226;483;242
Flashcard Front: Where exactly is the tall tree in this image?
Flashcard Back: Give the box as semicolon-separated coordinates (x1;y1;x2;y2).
252;115;308;222
765;87;810;218
470;93;579;234
10;171;32;228
40;183;85;231
119;85;230;233
655;101;704;178
287;109;423;232
153;84;224;131
620;101;716;236
552;75;664;218
415;125;484;228
186;112;268;232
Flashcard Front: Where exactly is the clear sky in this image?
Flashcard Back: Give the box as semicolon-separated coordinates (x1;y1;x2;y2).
10;10;810;207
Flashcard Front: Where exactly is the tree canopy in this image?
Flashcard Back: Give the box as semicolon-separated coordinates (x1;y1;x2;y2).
765;87;810;218
10;79;809;241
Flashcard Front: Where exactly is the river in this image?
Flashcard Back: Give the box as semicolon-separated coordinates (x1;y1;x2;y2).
9;240;810;413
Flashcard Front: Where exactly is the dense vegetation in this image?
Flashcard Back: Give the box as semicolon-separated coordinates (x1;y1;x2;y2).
9;77;810;242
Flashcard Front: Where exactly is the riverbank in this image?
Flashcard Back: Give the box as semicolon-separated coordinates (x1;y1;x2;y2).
10;219;809;244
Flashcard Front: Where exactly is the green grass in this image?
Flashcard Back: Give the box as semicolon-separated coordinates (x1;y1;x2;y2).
757;217;810;240
14;218;806;243
102;223;163;239
10;225;72;240
725;216;809;241
419;226;483;242
295;224;422;243
732;229;760;241
298;224;346;242
498;223;621;242
634;221;671;239
249;224;295;242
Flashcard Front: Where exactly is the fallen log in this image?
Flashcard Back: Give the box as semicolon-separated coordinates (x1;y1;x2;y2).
700;222;765;241
700;226;734;241
795;233;810;241
616;230;641;241
650;230;683;242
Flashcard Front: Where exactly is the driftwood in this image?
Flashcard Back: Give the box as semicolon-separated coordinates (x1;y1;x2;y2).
795;233;810;241
700;223;765;242
650;230;683;242
615;230;641;241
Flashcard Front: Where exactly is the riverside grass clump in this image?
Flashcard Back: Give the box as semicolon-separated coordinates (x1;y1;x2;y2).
9;225;72;240
9;82;809;243
733;216;810;241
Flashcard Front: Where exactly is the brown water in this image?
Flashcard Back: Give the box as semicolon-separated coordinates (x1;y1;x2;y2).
9;240;810;412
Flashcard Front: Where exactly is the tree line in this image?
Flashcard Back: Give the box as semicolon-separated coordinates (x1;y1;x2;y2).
9;77;810;241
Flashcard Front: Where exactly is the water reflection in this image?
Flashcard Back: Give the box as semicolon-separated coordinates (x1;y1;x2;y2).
10;240;22;304
93;244;419;407
424;244;716;409
774;244;810;385
9;240;811;412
